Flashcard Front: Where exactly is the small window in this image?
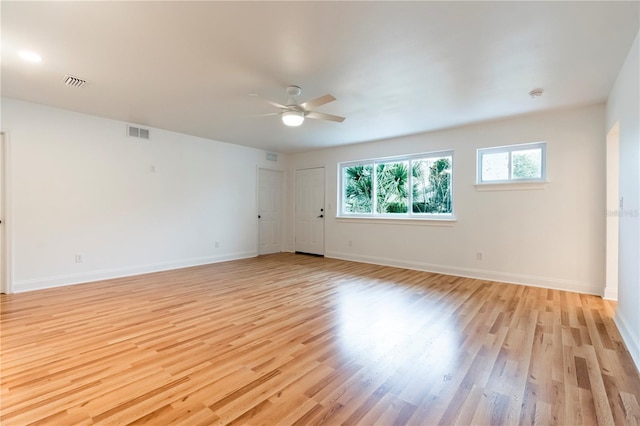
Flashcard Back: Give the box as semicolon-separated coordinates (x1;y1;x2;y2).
340;151;453;219
477;142;546;184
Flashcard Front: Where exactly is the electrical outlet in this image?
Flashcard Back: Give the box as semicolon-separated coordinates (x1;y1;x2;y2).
476;251;484;261
75;254;83;263
215;241;220;248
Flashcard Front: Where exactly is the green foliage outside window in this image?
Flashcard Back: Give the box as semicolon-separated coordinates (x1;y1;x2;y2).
344;164;373;213
376;162;409;213
412;158;451;214
343;156;452;215
511;149;541;180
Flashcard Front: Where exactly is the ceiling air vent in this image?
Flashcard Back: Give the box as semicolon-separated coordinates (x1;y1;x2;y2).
63;74;87;88
127;125;150;140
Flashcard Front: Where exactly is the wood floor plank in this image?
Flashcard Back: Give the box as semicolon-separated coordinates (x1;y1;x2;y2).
2;253;639;425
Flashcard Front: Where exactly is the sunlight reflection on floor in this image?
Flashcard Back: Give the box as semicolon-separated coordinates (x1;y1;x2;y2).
335;281;463;382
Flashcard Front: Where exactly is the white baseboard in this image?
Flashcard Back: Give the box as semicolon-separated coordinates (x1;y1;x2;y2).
325;250;603;296
614;310;640;372
12;251;257;293
603;286;619;300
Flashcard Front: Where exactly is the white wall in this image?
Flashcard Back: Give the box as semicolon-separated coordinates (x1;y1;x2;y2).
606;31;640;370
288;104;606;296
2;98;288;292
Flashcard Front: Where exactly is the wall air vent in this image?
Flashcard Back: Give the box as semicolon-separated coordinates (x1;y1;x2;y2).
63;74;87;88
127;125;150;139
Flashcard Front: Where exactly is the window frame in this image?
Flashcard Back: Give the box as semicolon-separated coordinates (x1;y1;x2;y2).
476;141;547;184
339;150;454;220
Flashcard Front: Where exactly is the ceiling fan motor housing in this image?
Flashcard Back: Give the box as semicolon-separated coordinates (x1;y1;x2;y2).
286;85;302;107
286;85;302;97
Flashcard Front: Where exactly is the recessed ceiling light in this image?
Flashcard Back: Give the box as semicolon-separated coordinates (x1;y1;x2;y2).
18;50;42;63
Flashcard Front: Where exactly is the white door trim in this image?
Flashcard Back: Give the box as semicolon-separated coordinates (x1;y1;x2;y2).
1;131;12;294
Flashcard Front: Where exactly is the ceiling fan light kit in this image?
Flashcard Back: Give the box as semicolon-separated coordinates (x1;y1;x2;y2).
282;110;304;127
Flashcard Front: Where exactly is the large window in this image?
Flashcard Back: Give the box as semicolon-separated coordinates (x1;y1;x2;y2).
340;151;453;219
477;142;546;184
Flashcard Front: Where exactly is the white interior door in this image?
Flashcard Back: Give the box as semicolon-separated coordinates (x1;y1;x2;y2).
258;168;283;255
295;167;325;255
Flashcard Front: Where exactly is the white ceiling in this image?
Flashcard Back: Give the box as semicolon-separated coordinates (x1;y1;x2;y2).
2;1;638;153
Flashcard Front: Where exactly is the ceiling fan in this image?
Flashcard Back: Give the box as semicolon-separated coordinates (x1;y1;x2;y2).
254;86;345;127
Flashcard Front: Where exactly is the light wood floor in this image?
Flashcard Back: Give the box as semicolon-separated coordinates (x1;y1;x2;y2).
1;254;639;425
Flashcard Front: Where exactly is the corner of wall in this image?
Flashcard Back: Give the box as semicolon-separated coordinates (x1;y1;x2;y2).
603;287;619;301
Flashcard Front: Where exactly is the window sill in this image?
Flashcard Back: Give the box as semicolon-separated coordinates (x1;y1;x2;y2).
335;216;456;226
474;181;549;191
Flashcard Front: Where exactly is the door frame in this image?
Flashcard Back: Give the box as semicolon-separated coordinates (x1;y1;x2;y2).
256;167;286;256
294;166;326;255
0;131;12;294
605;122;620;300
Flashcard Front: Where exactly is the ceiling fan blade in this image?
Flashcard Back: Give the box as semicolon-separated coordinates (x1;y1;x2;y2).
265;100;287;109
249;93;286;109
306;111;345;123
300;94;336;110
251;112;281;117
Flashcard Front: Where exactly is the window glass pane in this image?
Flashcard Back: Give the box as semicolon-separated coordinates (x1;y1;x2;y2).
343;164;373;213
481;152;509;181
511;149;542;179
412;157;452;214
376;161;409;213
339;151;454;219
